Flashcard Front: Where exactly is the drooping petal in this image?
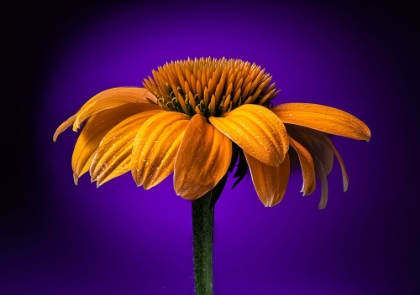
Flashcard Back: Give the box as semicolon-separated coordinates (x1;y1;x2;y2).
209;104;288;166
74;88;159;130
71;103;160;182
90;110;163;186
95;157;132;186
272;103;371;141
244;152;290;207
304;134;334;176
53;87;160;140
321;134;349;192
287;126;334;175
289;125;349;192
174;114;232;200
313;156;328;210
131;111;190;189
73;155;94;184
289;136;316;196
53;115;76;142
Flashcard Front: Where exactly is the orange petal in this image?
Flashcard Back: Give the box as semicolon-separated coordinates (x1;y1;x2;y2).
289;136;316;196
313;156;328;209
287;126;334;175
321;134;349;192
90;110;162;186
244;152;290;207
95;157;132;186
73;154;94;185
174;114;232;200
209;104;288;166
272;103;371;141
131;111;190;189
53;115;76;142
71;103;159;181
53;87;160;141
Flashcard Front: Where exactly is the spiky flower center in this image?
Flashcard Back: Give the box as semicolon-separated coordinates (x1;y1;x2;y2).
143;57;279;117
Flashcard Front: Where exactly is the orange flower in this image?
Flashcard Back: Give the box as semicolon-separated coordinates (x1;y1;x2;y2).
54;57;370;208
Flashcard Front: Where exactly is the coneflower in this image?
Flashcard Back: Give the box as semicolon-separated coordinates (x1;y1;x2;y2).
54;57;371;295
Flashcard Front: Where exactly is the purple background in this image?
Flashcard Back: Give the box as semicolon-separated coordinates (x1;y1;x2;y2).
3;0;418;294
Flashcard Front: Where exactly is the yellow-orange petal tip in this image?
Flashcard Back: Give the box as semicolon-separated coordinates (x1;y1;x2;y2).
73;173;79;185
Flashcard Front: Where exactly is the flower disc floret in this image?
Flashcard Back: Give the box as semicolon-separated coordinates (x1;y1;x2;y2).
143;57;280;117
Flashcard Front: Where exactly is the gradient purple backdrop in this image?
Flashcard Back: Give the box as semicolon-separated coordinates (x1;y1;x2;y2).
3;1;418;294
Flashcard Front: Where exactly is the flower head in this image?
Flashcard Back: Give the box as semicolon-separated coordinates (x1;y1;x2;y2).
54;57;370;208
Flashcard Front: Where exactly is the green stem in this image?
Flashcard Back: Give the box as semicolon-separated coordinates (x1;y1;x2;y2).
192;191;214;295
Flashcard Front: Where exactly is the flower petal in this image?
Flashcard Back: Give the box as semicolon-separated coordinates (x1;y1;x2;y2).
131;111;190;189
321;134;349;192
287;126;334;175
53;115;76;142
90;110;163;186
71;103;159;182
53;87;160;141
313;156;328;209
73;155;94;185
289;136;316;196
209;104;288;166
95;157;132;186
244;152;290;207
174;114;232;200
291;126;348;192
272;103;371;141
